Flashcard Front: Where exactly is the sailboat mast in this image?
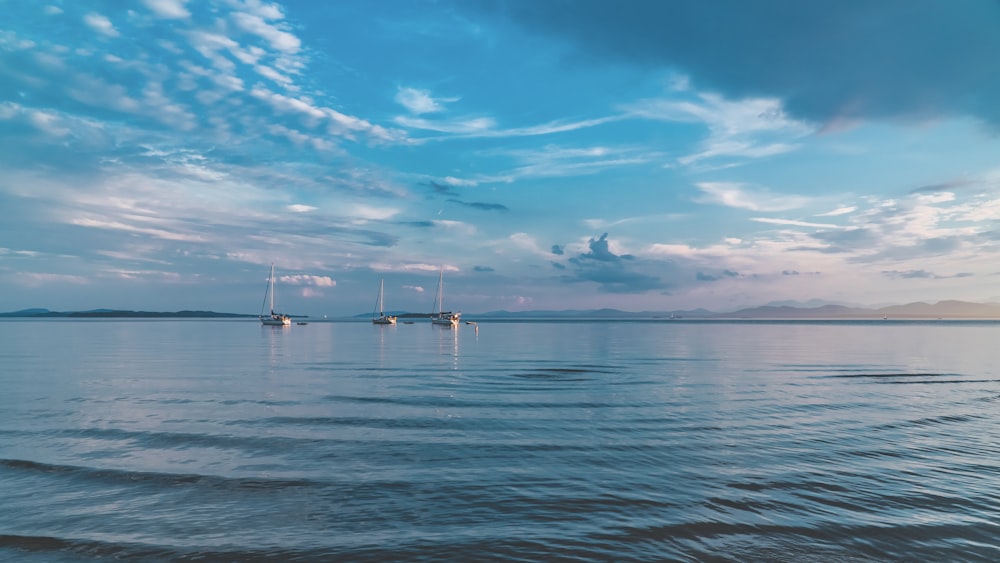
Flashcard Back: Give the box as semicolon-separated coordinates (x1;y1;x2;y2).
378;278;384;316
437;266;444;313
269;263;276;314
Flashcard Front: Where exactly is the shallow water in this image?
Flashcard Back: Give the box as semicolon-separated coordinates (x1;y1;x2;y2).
1;318;998;561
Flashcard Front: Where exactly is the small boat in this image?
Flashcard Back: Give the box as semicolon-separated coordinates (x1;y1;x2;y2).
259;263;291;326
372;277;396;325
297;322;308;326
430;266;460;327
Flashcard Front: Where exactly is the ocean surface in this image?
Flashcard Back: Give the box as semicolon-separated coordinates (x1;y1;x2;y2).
1;318;998;562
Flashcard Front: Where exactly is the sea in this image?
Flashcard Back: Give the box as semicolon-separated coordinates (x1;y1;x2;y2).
0;318;997;562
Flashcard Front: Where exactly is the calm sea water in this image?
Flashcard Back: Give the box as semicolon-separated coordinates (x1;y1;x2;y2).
1;318;998;562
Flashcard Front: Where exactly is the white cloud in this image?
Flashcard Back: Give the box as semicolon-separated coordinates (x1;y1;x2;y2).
396;87;456;114
625;91;813;165
249;87;404;144
750;217;846;229
254;63;292;86
443;176;477;187
508;233;550;257
917;192;956;204
696;182;808;212
143;0;190;19
28;110;70;137
646;243;699;257
287;204;317;213
817;206;857;217
84;13;119;37
396;113;621;139
185;30;240;73
433;220;477;237
280;275;336;287
237;0;285;21
71;217;206;242
231;11;301;53
350;204;399;222
395;115;496;134
19;272;89;286
678;140;798;166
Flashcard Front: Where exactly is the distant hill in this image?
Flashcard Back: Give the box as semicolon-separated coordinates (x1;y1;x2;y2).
712;300;1000;319
6;300;1000;320
715;304;872;318
474;308;715;318
0;309;256;318
470;300;1000;319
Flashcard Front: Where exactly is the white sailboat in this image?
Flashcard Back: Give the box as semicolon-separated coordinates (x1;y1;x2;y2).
372;278;396;325
259;263;291;326
430;266;460;327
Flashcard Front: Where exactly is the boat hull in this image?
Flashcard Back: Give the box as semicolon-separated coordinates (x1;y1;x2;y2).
431;313;460;327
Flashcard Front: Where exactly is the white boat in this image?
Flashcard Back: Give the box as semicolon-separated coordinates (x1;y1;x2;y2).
372;277;396;325
259;263;291;326
430;266;460;327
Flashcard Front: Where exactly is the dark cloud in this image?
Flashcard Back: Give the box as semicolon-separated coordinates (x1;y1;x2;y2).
423;181;459;197
551;245;564;255
882;269;940;279
312;225;399;247
909;180;978;194
851;235;965;263
559;266;663;293
465;0;1000;127
695;270;739;282
559;232;664;292
782;270;800;275
473;265;495;272
809;228;880;252
571;233;635;263
882;269;973;280
446;199;509;212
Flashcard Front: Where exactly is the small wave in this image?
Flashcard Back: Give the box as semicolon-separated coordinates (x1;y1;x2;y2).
0;534;369;563
874;413;985;430
727;479;851;495
260;415;460;430
822;372;959;379
0;534;177;561
37;426;312;456
0;458;315;491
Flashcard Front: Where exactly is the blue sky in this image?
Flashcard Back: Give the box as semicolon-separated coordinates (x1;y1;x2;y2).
2;0;1000;316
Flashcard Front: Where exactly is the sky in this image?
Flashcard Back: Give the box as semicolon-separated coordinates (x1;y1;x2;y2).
2;0;1000;317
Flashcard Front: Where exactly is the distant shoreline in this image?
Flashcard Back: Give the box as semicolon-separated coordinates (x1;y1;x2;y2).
4;299;1000;320
0;309;257;318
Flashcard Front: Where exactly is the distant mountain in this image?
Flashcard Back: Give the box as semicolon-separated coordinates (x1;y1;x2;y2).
0;308;51;317
472;308;715;319
876;300;1000;318
763;298;861;309
715;304;873;318
716;300;1000;319
0;309;256;318
7;300;1000;320
472;300;1000;319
